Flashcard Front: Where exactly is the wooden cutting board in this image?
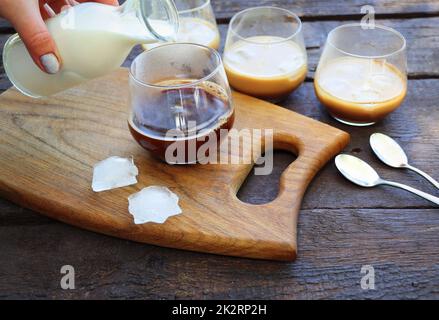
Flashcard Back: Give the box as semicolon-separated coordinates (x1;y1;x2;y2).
0;68;349;261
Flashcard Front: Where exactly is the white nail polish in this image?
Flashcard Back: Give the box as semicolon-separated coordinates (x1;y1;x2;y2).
40;53;60;74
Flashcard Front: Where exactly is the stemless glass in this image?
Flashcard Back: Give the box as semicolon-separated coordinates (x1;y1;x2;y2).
128;43;234;164
223;6;307;101
142;0;220;50
314;23;407;126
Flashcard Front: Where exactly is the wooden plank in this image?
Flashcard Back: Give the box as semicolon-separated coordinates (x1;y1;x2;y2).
2;17;439;78
211;0;439;20
0;42;437;211
0;69;349;261
0;208;438;299
1;1;439;30
305;18;439;78
0;199;54;226
218;17;439;79
1;0;436;25
0;0;437;299
237;79;438;209
0;48;437;210
218;18;436;209
281;79;439;210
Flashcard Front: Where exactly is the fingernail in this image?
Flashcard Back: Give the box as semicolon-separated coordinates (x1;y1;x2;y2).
40;53;60;74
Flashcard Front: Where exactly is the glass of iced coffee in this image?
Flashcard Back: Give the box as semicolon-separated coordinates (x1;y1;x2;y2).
143;0;221;50
314;24;407;126
128;43;234;164
223;7;308;101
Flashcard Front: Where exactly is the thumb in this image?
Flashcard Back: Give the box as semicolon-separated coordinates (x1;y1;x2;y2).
9;1;61;74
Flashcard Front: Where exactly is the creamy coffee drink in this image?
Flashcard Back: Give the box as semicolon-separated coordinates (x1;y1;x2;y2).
223;36;307;99
314;57;407;124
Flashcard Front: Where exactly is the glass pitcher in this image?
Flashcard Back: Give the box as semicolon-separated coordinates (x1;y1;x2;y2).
2;0;179;98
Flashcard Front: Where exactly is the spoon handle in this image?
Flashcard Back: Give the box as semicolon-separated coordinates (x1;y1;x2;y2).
405;164;439;189
381;180;439;205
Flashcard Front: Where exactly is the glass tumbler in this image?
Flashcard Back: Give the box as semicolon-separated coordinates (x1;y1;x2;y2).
314;23;407;126
142;0;220;50
223;6;308;100
128;43;235;164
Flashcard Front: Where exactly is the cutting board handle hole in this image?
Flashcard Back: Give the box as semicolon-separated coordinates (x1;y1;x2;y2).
236;150;297;205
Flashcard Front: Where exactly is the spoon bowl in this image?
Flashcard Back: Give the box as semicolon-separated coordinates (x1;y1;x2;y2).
370;133;408;168
335;154;439;205
335;154;380;187
370;133;439;189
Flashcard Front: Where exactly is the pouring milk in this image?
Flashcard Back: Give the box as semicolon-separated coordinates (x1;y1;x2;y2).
2;0;179;98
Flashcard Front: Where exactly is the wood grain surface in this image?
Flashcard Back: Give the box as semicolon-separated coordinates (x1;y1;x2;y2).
217;18;439;79
0;0;438;299
210;0;439;20
0;69;349;261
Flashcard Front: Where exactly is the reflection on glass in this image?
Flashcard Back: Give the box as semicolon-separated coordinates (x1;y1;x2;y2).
143;0;220;50
314;23;407;126
129;43;234;164
223;7;307;101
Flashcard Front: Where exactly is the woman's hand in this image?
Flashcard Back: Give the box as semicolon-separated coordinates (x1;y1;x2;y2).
0;0;119;74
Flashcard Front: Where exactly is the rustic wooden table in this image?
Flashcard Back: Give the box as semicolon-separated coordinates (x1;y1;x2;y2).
0;0;438;299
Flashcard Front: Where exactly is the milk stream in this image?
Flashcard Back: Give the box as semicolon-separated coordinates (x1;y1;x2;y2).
4;1;174;97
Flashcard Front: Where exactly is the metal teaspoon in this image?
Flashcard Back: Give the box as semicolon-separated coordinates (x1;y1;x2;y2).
335;154;439;206
370;133;439;189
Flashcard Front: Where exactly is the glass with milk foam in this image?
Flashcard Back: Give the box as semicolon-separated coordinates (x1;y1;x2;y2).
223;7;308;100
2;0;179;98
314;24;407;126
